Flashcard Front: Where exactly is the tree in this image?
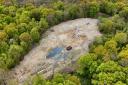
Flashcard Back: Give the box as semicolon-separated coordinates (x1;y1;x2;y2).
100;1;117;15
32;75;46;85
40;8;55;18
0;41;9;53
54;10;64;23
92;72;126;85
8;6;16;16
77;53;97;77
119;48;128;59
111;15;126;31
19;32;31;42
28;19;38;31
104;40;117;53
53;1;64;10
0;31;8;41
116;2;126;12
4;23;18;38
39;18;49;32
52;73;64;83
115;81;126;85
4;15;14;24
119;7;128;20
68;76;81;85
96;61;121;73
30;27;40;42
92;61;126;85
19;11;30;23
8;45;24;59
87;2;99;17
51;74;81;85
93;36;104;45
17;23;30;34
67;4;79;19
0;53;8;69
20;41;29;52
114;32;127;44
93;45;107;57
99;18;114;33
30;8;42;21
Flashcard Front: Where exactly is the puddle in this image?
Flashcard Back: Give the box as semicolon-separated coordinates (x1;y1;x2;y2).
47;47;64;60
46;46;72;61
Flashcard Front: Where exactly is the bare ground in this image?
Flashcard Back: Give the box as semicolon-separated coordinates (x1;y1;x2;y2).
10;18;101;84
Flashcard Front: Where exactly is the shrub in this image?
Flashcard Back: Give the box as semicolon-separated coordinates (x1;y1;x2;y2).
114;32;127;44
19;32;31;42
0;31;8;41
87;2;100;17
100;1;117;15
0;41;9;53
104;40;117;53
53;1;64;10
30;8;42;21
66;4;79;19
30;27;40;42
54;10;64;23
17;23;30;34
99;18;114;33
8;45;24;68
4;23;18;38
119;7;128;21
39;18;49;31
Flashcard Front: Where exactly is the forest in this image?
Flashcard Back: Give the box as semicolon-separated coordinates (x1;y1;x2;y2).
0;0;128;85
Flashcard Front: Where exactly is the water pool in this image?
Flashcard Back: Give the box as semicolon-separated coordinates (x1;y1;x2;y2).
46;47;68;61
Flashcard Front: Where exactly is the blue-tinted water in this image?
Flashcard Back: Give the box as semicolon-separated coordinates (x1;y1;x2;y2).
46;47;68;61
47;47;63;58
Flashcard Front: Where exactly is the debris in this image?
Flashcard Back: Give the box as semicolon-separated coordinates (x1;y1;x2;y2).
61;67;75;74
50;29;54;32
66;46;72;51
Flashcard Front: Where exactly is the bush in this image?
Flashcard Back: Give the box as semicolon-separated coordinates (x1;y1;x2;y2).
0;31;8;41
17;23;30;34
87;2;100;17
119;7;128;20
99;18;114;33
114;32;127;44
8;6;17;17
30;8;42;21
0;41;9;53
66;4;80;19
104;40;117;53
19;11;30;23
8;45;24;68
39;18;49;31
4;23;18;38
111;15;126;31
30;27;40;42
53;1;64;10
100;1;117;15
93;36;104;45
19;32;31;42
54;10;64;23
